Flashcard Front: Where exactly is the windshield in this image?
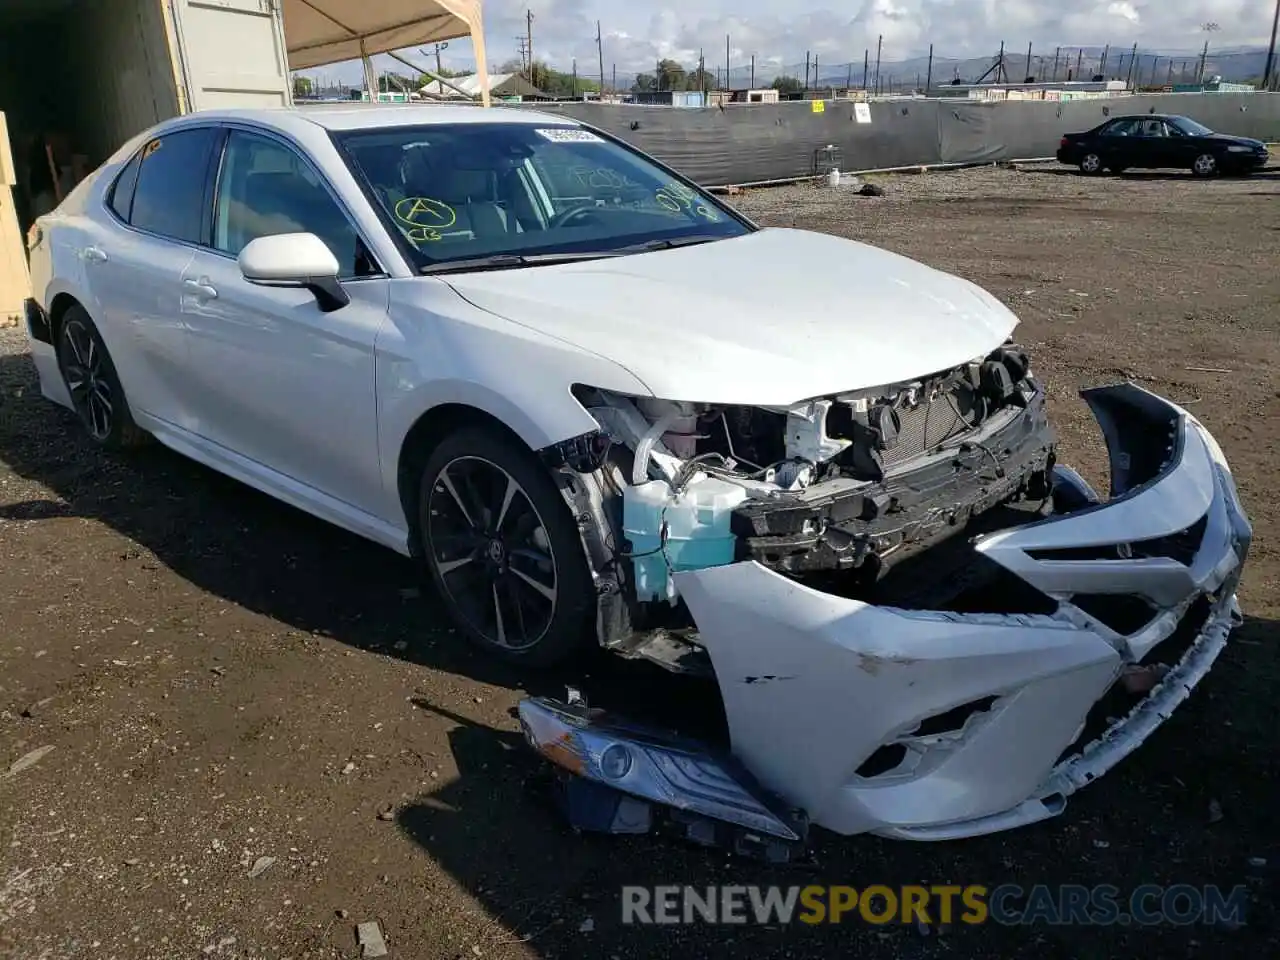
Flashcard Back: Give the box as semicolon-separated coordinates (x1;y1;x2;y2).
334;122;750;268
1169;116;1214;137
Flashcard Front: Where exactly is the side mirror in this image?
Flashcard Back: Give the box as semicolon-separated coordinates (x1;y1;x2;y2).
238;232;351;312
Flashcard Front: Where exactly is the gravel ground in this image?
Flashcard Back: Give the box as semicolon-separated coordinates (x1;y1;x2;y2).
2;163;1279;960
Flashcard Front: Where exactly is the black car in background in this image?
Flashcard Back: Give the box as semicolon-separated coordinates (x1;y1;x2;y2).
1057;114;1270;177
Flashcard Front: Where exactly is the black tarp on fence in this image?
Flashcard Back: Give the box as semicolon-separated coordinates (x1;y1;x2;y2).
522;93;1280;186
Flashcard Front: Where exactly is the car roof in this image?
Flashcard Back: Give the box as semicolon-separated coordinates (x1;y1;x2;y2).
1110;114;1190;122
163;103;581;137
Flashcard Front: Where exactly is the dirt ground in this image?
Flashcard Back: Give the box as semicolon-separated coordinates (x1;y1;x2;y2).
2;163;1279;960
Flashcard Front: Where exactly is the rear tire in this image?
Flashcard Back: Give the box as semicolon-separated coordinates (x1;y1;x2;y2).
418;426;594;667
56;306;148;449
1191;153;1219;178
1079;153;1104;175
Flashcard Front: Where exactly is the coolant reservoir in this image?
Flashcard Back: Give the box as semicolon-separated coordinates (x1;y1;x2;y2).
623;476;749;604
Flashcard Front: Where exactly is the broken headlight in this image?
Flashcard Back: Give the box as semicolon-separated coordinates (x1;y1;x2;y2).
517;696;803;842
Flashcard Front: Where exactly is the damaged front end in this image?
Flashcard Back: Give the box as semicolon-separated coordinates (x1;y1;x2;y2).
529;352;1251;847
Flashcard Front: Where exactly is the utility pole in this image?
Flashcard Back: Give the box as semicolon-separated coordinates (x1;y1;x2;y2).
863;49;869;90
1075;48;1083;80
596;20;605;95
1264;0;1280;91
1051;46;1060;80
875;35;883;94
726;34;731;91
750;54;755;88
1100;43;1110;77
926;43;933;93
612;64;617;93
813;54;819;90
1199;41;1209;81
699;49;706;100
526;10;535;86
1025;41;1033;81
804;51;810;91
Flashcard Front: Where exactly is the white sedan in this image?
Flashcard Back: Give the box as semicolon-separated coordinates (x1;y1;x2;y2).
23;105;1251;847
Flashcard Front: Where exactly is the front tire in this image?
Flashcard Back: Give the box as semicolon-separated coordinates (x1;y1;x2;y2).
418;427;594;666
1192;153;1219;178
56;306;148;449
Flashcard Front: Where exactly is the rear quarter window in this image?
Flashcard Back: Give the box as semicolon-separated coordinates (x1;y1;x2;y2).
128;127;218;243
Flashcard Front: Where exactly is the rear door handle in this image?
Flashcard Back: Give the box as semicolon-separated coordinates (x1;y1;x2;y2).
82;246;108;263
183;278;218;299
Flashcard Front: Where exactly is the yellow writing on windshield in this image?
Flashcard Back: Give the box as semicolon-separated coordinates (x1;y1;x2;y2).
394;197;456;242
655;181;721;222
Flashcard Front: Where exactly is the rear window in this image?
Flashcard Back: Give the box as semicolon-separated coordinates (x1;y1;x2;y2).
128;127;218;243
108;152;142;221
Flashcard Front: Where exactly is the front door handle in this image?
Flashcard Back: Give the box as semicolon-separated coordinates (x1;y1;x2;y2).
183;278;218;299
82;246;108;263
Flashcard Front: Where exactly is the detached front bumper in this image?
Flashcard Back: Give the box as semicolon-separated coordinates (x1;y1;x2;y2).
524;385;1252;842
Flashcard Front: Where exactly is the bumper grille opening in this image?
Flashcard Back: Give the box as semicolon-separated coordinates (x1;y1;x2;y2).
1071;594;1156;635
1056;594;1216;765
1028;514;1208;565
856;744;908;779
911;697;999;738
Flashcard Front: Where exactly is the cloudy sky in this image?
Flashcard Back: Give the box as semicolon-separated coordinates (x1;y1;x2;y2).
307;1;1277;81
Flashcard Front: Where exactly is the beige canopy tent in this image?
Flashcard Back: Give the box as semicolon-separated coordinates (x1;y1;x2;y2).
282;0;490;106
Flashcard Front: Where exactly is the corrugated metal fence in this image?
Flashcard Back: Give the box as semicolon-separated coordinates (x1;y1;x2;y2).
523;93;1280;186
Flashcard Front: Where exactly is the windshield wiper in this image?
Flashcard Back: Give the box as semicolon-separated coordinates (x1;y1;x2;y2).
420;251;626;275
419;236;725;276
620;235;724;253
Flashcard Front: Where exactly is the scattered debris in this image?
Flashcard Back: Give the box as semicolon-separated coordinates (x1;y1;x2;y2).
20;698;53;719
1186;366;1234;375
1121;664;1170;695
248;856;276;878
377;806;395;822
3;745;55;780
1208;799;1225;824
342;762;356;776
579;918;595;933
473;697;483;705
123;858;141;867
859;183;885;197
211;666;226;677
356;920;389;958
337;909;350;920
470;945;482;956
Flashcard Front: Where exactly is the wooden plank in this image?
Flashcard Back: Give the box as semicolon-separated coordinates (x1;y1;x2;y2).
0;112;32;326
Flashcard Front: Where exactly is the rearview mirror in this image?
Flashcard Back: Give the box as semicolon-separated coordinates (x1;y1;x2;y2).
238;232;350;312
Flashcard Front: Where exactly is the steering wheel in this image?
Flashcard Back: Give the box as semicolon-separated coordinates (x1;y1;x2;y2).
548;204;606;229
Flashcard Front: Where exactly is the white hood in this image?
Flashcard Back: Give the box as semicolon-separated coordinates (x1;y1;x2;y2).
443;228;1019;407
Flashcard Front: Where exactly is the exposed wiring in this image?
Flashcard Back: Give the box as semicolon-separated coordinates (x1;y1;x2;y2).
958;440;1006;479
716;411;765;472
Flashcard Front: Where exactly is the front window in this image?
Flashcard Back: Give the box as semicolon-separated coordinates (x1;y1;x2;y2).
1168;116;1214;137
334;122;750;268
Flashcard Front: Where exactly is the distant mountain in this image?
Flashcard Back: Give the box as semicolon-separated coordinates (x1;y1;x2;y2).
786;45;1271;91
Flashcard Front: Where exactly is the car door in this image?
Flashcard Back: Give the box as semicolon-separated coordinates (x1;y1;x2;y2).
88;126;220;430
1135;118;1177;168
1096;119;1141;168
178;126;390;517
1162;122;1201;169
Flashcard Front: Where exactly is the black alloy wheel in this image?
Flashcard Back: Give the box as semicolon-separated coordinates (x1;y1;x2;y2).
419;428;593;665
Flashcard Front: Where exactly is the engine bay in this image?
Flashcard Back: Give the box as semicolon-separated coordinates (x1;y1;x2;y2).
548;342;1057;661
